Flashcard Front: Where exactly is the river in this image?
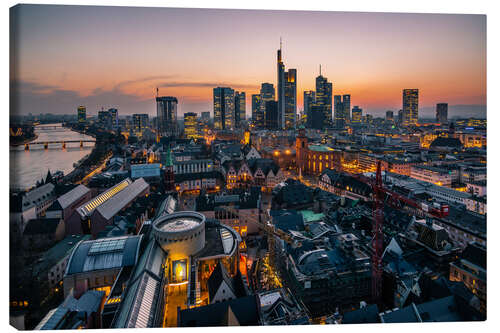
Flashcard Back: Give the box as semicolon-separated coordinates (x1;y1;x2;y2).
10;124;95;190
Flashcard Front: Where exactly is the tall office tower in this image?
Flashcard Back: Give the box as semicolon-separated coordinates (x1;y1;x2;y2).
201;111;210;123
133;113;149;137
342;94;351;123
184;112;198;139
213;87;235;130
333;95;344;127
284;68;297;129
97;109;112;128
351;106;363;124
77;106;86;123
308;105;326;129
260;82;275;110
156;96;178;139
234;91;246;128
386;110;394;122
397;109;403;124
265;101;279;130
277;41;286;129
108;108;118;127
251;94;260;119
303;91;315;122
316;70;333;127
436;103;448;124
402;89;419;126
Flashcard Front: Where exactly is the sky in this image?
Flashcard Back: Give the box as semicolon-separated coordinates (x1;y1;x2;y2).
10;4;486;118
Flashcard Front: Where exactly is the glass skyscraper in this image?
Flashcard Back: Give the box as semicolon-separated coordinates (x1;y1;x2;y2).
303;90;315;123
77;106;86;123
183;112;198;139
316;74;333;127
436;103;448;124
284;69;297;129
351;106;363;124
402;89;419;126
235;91;246;128
277;46;286;129
156;96;178;138
213;87;235;130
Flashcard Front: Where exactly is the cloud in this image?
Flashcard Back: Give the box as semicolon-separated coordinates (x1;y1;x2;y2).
158;81;259;89
112;75;178;92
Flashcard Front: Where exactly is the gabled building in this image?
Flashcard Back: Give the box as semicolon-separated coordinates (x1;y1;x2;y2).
207;262;248;304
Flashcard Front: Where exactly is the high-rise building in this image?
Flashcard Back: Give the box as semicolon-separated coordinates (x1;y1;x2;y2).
265;101;279;130
436;103;448;124
342;94;351;123
213;87;235;130
235;91;246;128
316;71;333;127
77;106;86;123
277;43;286;129
98;109;112;128
308;105;325;129
402;89;419;126
397;109;403;124
386;110;394;122
132;113;149;137
201;111;210;122
303;91;315;123
156;96;178;139
184;112;198;139
108;108;118;127
284;68;297;129
351;106;363;124
251;94;261;123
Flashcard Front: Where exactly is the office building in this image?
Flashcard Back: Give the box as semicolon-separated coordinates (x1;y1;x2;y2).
303;90;315;121
213;87;235;130
334;94;350;128
265;100;279;130
351;106;363;124
132;113;149;137
342;94;351;123
108;108;118;127
235;91;246;128
184;112;198;139
156;96;178;138
397;109;403;124
251;94;262;124
386;110;394;122
402;89;419;125
77;106;86;123
98;109;112;128
284;68;297;129
316;71;333;127
277;43;286;129
436;103;448;124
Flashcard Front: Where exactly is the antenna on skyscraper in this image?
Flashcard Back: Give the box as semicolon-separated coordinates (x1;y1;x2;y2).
319;64;322;76
156;87;159;98
280;36;282;50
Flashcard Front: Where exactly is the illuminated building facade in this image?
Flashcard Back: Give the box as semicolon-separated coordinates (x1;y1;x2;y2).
436;103;448;124
386;110;394;123
334;94;350;128
351;106;363;124
315;73;333;127
183;112;198;139
156;96;178;138
77;106;86;123
213;87;235;130
295;127;341;175
132;113;149;137
251;94;261;123
284;68;297;129
235;91;246;128
402;89;419;126
277;44;286;129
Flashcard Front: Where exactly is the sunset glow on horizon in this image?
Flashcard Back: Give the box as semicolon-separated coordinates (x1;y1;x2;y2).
10;5;486;118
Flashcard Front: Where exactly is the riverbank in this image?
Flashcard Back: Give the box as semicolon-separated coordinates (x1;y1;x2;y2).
10;133;38;146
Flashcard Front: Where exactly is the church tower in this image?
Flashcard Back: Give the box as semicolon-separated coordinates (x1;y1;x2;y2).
296;126;308;177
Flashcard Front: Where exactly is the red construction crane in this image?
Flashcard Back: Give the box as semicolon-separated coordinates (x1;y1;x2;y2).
371;161;384;302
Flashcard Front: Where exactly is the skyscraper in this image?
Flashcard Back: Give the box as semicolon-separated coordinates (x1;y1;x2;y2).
265;101;279;130
342;94;351;123
252;94;262;125
402;89;419;126
213;87;235;130
316;71;333;127
436;103;448;124
108;108;118;127
386;110;394;122
303;91;315;122
260;83;275;109
397;109;403;124
277;41;286;129
156;96;178;138
351;106;363;124
184;112;198;139
133;113;149;137
98;109;112;128
77;106;86;123
234;91;246;128
284;68;297;129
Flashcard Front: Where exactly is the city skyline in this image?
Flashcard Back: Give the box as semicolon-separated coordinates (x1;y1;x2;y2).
10;5;486;118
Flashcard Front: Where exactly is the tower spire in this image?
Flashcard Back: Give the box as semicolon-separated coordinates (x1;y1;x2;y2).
156;87;159;98
280;36;282;50
319;64;322;76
